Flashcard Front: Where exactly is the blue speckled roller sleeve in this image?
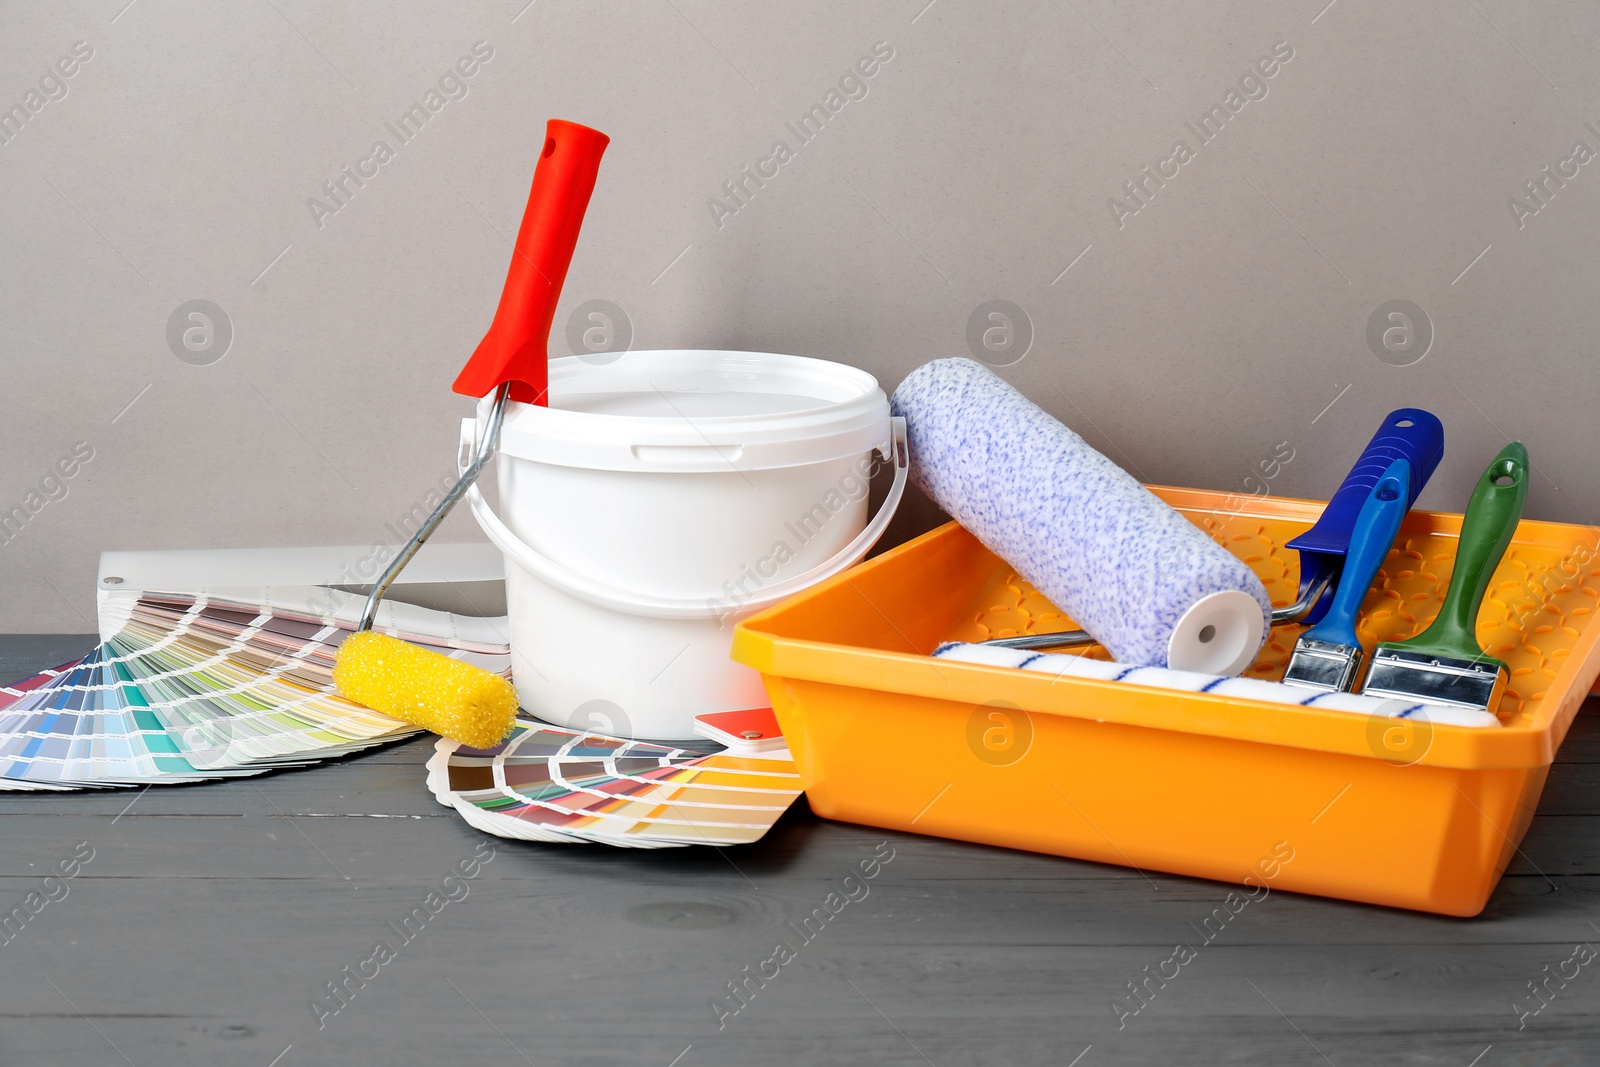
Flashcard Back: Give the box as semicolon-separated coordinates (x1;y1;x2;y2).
890;358;1271;667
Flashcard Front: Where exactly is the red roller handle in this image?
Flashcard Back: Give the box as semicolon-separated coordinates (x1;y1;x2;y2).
452;119;610;405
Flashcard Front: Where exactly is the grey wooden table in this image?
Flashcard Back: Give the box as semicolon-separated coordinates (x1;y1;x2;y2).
4;634;1597;1067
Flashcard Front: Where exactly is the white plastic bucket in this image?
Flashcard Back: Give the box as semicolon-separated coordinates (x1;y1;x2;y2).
462;350;907;739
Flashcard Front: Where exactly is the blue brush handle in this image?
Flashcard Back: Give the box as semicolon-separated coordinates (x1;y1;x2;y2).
1301;458;1411;649
1287;407;1444;624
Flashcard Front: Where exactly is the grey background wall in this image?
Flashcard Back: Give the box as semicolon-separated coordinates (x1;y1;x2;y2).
2;0;1596;632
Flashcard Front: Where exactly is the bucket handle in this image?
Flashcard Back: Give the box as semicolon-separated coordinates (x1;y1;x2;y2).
460;416;909;621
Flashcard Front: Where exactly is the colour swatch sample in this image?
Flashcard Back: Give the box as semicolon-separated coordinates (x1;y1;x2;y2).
0;592;509;789
426;719;803;847
2;590;804;852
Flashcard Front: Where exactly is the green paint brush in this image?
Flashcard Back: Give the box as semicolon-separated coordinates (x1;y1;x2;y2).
1361;443;1528;716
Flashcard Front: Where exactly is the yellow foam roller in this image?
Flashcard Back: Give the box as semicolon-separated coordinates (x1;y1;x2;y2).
333;631;517;748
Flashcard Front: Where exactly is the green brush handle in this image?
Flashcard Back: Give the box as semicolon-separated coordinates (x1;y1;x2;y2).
1393;442;1528;661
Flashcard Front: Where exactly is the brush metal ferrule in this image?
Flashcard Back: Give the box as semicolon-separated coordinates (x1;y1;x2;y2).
1280;639;1365;694
1361;647;1508;714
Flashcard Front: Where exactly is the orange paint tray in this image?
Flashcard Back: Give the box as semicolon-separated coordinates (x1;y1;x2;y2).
731;487;1600;916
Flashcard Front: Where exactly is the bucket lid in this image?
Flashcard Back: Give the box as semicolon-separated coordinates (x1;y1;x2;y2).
489;351;891;472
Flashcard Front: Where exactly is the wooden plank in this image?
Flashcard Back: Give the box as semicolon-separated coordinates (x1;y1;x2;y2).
3;636;1598;1066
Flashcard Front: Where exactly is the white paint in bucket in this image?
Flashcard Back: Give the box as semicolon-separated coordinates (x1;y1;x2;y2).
462;350;906;739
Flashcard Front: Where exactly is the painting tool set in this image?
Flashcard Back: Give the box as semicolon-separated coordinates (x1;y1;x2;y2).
725;355;1600;915
891;357;1522;716
9;117;1600;912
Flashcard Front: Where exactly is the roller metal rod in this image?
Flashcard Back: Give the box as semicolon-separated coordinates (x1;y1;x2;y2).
357;382;512;633
981;566;1334;653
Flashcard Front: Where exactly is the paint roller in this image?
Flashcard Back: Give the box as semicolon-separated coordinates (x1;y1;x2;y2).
332;119;610;746
890;357;1274;675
